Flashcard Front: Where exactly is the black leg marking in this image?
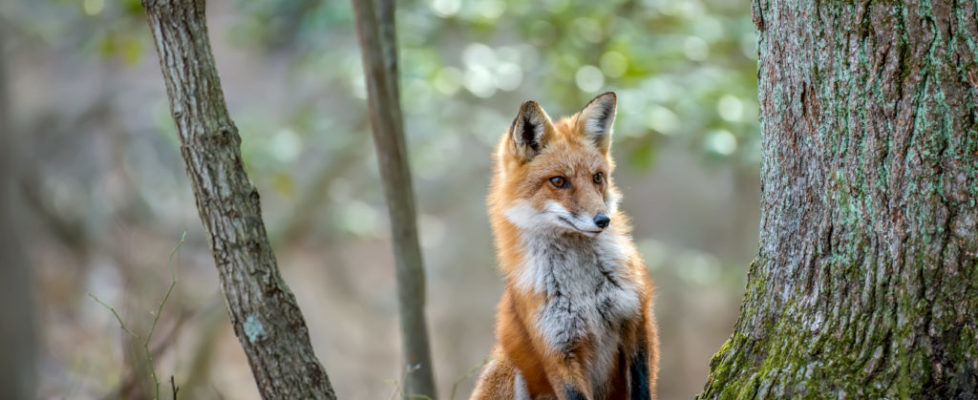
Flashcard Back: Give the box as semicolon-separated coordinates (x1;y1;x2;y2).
565;386;588;400
629;347;651;400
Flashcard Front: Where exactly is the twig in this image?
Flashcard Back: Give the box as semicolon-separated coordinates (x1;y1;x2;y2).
385;380;434;400
385;378;401;400
89;294;141;342
99;309;190;400
384;366;435;400
148;231;185;346
449;358;488;400
90;232;186;400
170;376;179;400
144;232;186;398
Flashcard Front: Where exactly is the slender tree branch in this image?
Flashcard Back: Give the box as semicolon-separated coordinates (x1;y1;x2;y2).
350;0;438;398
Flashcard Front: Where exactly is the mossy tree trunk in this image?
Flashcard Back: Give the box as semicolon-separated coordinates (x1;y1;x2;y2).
701;1;978;398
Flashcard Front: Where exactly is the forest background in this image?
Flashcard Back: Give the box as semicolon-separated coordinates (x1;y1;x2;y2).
1;0;760;398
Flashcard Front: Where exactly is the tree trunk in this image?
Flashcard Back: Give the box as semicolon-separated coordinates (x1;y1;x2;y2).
141;1;336;398
0;25;37;400
700;1;978;398
350;0;438;398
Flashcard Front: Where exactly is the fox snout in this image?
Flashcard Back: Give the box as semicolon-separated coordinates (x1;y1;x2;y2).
578;210;610;233
574;194;612;232
560;207;611;236
593;213;610;229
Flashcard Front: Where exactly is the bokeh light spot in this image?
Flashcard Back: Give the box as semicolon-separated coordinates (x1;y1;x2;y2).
494;62;523;91
429;0;461;17
647;105;679;135
717;95;743;122
338;201;381;237
83;0;104;15
706;129;738;155
476;0;505;20
600;51;628;78
271;128;301;163
462;43;496;68
575;65;605;93
465;65;496;98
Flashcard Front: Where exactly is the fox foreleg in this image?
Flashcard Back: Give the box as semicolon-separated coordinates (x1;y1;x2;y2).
543;354;594;400
627;345;651;400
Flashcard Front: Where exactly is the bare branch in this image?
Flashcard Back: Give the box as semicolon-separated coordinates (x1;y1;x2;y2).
350;0;437;398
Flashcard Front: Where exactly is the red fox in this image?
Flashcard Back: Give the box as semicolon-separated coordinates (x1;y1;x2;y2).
471;92;658;400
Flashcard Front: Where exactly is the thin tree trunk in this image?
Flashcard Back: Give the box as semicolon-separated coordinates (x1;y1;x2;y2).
700;1;978;398
141;1;335;398
350;0;438;398
0;25;37;400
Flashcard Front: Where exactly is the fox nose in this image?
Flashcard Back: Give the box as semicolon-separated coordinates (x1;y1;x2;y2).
593;213;610;229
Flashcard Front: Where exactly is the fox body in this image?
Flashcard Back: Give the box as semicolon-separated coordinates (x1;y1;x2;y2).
471;93;658;400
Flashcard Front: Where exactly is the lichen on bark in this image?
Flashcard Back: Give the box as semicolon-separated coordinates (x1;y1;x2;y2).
700;1;978;398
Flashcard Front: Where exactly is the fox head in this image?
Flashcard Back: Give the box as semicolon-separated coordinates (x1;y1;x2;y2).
490;92;622;238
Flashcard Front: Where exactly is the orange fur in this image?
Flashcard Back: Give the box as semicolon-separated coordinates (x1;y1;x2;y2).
471;93;658;400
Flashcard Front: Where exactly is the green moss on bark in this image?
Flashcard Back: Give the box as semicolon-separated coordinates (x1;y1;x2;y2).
699;0;978;398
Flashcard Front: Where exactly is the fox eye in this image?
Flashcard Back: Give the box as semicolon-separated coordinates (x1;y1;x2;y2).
549;176;569;189
593;172;604;184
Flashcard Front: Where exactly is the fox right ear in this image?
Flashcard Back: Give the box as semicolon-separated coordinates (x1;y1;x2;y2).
509;100;553;162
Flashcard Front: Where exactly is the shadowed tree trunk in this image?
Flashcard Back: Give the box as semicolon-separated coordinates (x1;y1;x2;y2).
0;25;37;400
141;1;335;398
700;1;978;398
351;0;438;398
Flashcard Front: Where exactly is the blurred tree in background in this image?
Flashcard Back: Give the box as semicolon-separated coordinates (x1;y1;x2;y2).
0;22;38;400
0;0;761;398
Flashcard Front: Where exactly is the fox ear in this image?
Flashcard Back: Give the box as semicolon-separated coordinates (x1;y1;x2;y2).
577;91;617;154
509;100;553;162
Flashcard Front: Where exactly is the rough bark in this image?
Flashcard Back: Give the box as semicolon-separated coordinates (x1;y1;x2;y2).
0;25;37;400
141;1;336;398
351;0;438;398
700;1;978;398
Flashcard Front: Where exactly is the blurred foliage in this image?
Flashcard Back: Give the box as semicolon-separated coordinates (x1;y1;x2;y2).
195;0;759;170
2;0;760;275
225;0;762;244
5;0;761;397
392;0;760;166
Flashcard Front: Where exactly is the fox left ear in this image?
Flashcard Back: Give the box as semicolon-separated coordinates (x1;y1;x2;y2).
577;91;617;154
509;100;554;162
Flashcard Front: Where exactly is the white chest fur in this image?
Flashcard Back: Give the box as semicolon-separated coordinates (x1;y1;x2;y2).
513;229;641;389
